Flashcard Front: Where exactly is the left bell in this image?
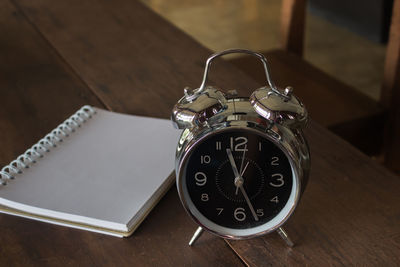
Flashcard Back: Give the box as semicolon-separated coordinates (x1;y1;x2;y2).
171;86;227;129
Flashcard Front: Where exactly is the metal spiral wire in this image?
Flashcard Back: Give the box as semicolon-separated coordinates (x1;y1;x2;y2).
0;105;96;185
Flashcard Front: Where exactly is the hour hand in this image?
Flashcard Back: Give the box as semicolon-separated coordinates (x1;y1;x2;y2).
226;148;240;178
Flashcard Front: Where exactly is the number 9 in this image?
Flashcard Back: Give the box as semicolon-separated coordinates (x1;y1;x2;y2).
195;172;207;186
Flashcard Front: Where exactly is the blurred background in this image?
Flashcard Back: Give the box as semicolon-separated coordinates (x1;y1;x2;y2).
141;0;389;100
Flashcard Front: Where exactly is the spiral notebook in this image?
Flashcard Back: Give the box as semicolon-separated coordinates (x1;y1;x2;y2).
0;106;179;237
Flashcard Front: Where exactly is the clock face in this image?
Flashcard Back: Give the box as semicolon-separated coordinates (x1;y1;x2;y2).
181;128;296;234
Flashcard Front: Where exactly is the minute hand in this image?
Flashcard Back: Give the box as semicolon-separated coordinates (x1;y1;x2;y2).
239;185;259;221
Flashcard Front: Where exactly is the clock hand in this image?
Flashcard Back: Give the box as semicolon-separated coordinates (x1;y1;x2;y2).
227;149;258;221
226;148;253;200
236;145;248;195
239;145;247;175
235;161;249;195
226;148;250;199
241;161;249;177
234;177;259;221
226;148;240;178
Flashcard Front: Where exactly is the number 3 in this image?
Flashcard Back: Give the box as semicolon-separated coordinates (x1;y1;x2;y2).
269;173;284;187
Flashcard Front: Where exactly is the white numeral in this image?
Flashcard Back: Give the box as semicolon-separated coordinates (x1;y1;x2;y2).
234;207;246;221
259;142;262;151
216;208;224;215
269;173;284;187
271;157;279;166
230;137;248;152
256;209;264;217
200;155;211;164
216;141;222;150
270;196;279;203
195;172;207;186
201;193;209;201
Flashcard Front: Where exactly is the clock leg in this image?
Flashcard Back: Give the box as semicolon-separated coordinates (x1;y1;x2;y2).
277;227;294;247
188;226;204;246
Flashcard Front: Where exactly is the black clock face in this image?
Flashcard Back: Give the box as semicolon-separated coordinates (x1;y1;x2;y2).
183;129;294;230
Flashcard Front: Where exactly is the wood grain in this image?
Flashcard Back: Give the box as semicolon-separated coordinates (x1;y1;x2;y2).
14;0;259;118
2;0;400;265
226;121;400;266
0;0;245;266
0;0;104;167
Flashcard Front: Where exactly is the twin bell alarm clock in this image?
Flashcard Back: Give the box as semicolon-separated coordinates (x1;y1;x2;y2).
171;49;310;246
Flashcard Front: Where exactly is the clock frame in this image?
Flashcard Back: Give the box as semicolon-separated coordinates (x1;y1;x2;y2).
171;49;310;246
175;99;309;240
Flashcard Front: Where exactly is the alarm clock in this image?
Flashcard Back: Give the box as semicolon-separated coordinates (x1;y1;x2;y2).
171;49;310;246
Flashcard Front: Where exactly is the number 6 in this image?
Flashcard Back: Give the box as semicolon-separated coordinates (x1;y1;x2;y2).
234;207;246;221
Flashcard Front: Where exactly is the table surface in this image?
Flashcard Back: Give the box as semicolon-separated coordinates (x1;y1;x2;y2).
1;0;400;266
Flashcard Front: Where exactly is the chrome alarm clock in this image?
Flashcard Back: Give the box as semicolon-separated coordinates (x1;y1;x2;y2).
171;49;310;246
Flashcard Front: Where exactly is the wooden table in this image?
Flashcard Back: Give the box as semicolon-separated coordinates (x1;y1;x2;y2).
1;0;399;265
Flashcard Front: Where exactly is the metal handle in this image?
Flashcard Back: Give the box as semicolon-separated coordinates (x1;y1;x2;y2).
195;49;279;95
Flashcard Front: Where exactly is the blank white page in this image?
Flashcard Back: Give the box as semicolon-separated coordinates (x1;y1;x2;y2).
0;107;180;231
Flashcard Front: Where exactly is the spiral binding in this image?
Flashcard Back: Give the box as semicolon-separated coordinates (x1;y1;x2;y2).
0;105;96;186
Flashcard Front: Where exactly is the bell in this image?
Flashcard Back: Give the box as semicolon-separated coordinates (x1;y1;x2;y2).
171;86;227;129
250;86;308;128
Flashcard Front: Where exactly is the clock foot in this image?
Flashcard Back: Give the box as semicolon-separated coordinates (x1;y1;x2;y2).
277;227;294;247
188;227;204;246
